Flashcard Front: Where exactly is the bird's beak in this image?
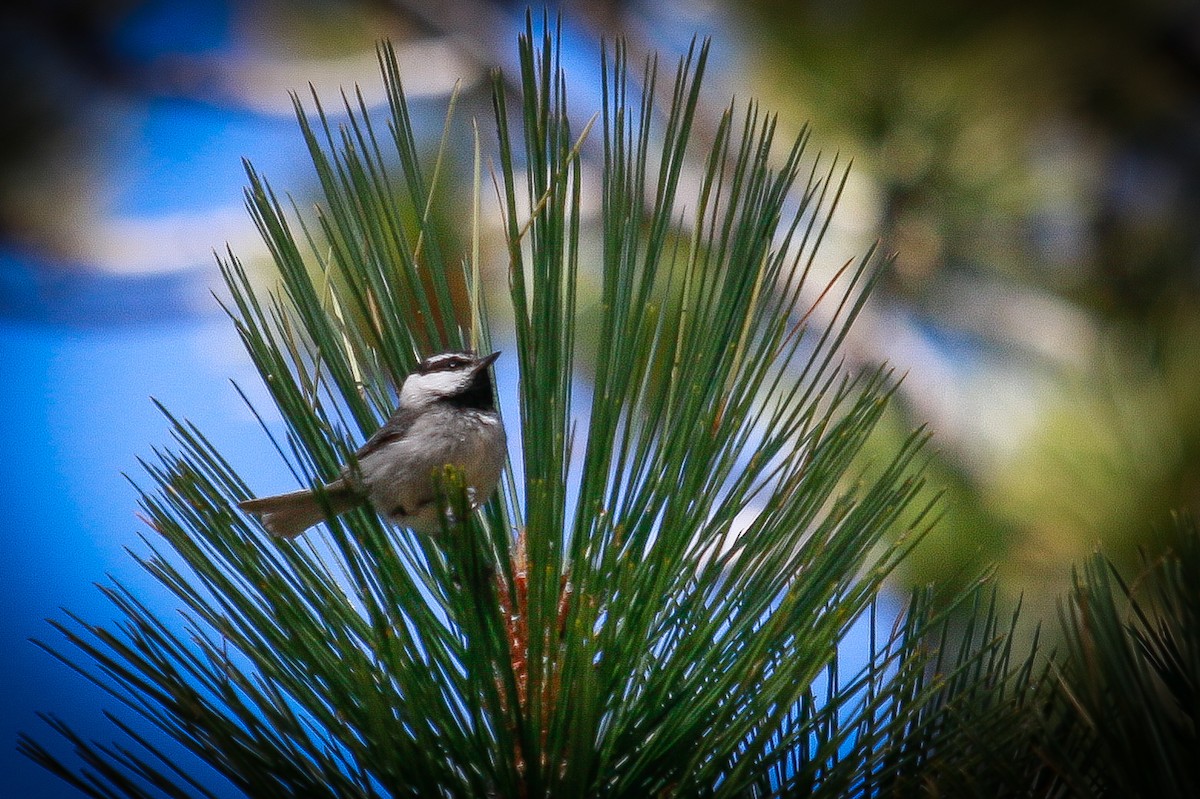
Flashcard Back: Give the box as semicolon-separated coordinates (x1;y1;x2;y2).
474;351;501;372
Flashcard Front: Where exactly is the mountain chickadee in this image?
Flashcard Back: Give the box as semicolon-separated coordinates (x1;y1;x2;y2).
239;350;506;538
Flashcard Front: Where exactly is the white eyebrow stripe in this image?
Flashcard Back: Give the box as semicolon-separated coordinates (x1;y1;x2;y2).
419;353;472;372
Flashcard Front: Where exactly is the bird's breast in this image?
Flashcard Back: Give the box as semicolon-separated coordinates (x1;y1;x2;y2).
355;408;505;526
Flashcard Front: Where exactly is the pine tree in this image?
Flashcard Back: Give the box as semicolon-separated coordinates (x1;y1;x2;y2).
29;16;1197;799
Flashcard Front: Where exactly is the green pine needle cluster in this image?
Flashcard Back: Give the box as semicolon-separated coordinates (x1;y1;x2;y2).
19;17;1199;799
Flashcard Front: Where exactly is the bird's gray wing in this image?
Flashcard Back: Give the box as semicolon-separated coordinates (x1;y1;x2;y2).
354;404;421;459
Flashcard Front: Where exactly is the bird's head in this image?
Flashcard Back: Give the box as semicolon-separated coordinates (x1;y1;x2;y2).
399;350;501;410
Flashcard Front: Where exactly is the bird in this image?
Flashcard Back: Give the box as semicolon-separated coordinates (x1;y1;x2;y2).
239;350;506;538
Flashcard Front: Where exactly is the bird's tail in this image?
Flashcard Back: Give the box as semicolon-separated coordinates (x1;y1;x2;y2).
238;480;360;538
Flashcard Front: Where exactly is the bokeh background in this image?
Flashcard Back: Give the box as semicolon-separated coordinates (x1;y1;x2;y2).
2;0;1197;795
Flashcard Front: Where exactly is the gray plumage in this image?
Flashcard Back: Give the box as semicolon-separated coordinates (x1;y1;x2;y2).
239;351;506;538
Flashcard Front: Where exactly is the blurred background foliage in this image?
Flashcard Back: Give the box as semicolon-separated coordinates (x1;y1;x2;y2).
738;0;1200;607
2;3;1198;790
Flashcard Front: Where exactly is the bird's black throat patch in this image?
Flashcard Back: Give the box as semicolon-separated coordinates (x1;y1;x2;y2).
444;369;495;411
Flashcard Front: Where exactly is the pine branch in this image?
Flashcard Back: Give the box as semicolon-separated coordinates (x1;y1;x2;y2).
15;15;1090;799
